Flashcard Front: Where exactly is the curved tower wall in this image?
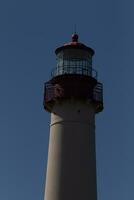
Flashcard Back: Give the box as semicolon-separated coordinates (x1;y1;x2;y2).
44;100;97;200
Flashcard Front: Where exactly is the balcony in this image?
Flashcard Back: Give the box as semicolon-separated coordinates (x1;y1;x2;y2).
44;81;103;113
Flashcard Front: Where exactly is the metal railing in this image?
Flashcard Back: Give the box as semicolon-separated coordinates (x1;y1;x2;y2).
44;82;103;103
93;83;103;102
44;83;55;102
51;65;98;79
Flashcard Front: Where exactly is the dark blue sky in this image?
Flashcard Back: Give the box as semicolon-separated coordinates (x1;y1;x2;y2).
0;0;134;200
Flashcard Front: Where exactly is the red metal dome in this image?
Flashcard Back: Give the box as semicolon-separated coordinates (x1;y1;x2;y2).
55;34;95;56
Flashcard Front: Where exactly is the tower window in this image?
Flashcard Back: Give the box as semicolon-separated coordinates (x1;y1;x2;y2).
56;58;92;75
51;56;98;78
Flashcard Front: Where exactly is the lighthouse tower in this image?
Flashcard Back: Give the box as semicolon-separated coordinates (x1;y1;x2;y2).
43;34;103;200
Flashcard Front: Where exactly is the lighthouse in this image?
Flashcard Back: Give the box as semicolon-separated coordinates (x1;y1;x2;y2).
43;34;103;200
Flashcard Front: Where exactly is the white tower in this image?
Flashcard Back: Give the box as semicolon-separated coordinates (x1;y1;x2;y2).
43;34;103;200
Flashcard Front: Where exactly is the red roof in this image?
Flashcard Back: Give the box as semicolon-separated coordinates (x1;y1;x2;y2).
55;34;95;56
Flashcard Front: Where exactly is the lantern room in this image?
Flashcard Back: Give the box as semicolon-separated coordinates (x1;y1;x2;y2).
51;34;97;78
